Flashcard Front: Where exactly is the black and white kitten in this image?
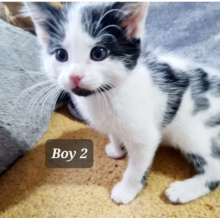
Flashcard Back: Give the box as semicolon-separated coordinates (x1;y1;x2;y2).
25;2;220;204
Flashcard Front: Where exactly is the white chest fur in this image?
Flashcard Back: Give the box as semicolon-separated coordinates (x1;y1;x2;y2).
72;64;167;138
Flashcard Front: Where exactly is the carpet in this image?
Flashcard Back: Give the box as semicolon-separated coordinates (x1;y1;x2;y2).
0;106;219;218
1;2;220;217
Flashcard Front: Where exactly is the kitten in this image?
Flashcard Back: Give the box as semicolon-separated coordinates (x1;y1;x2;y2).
25;2;220;204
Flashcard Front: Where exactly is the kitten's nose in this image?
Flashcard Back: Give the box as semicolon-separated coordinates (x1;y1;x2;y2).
70;76;82;86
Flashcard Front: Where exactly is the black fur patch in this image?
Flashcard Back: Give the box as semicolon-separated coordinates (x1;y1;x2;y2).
186;153;207;174
147;60;189;127
81;3;141;70
211;139;220;159
205;113;220;127
120;143;126;151
192;97;210;115
164;98;182;127
206;181;220;191
141;169;149;185
97;85;113;93
56;91;70;105
190;69;210;115
210;76;220;97
192;69;210;94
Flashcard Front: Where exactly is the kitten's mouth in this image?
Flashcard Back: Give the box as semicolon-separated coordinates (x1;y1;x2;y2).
71;87;93;97
71;85;113;97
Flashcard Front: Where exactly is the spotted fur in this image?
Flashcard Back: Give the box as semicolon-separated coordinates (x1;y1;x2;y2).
206;113;220;127
141;169;149;185
26;2;220;204
186;153;207;174
211;139;220;159
206;181;220;191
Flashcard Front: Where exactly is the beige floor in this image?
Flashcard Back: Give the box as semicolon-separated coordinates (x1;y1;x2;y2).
0;106;219;218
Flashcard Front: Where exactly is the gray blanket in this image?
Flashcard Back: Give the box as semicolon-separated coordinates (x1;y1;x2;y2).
0;20;55;174
1;2;220;174
147;2;220;67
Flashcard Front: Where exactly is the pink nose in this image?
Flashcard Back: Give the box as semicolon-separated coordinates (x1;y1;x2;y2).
69;76;82;86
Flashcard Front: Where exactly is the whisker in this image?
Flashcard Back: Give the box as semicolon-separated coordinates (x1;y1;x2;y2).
44;87;62;117
28;83;57;115
25;70;47;76
95;88;103;111
32;85;59;118
40;86;62;118
48;89;67;117
14;80;54;106
99;86;109;110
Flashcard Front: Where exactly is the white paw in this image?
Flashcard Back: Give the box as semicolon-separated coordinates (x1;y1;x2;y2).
105;143;126;159
111;181;142;204
165;181;196;203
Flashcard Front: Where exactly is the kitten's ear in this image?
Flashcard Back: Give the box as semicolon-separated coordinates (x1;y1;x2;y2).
23;2;60;45
114;2;149;39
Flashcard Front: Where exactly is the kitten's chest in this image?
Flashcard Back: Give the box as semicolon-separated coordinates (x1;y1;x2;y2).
74;94;119;133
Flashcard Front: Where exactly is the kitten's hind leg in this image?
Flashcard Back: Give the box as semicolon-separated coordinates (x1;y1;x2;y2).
105;134;127;159
165;142;220;203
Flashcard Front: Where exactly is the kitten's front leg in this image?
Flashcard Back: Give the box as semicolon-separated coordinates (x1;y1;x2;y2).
105;134;127;159
111;129;161;204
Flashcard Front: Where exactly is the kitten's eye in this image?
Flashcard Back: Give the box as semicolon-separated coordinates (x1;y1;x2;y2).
90;46;108;61
55;49;68;62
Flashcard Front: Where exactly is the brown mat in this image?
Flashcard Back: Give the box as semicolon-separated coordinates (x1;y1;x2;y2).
0;106;219;218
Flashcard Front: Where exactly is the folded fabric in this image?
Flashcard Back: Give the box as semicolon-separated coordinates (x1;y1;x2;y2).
0;19;55;174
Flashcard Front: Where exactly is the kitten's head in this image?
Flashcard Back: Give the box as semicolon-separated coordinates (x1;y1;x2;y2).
25;2;149;96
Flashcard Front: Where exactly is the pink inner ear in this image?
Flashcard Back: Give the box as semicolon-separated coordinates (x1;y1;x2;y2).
120;3;148;38
38;29;49;45
121;13;139;38
42;31;49;44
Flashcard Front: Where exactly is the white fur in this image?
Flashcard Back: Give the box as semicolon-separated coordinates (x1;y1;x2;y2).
27;2;220;204
72;55;220;204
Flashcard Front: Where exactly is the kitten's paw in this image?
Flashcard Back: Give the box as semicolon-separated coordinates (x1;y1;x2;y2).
105;143;126;159
165;181;196;203
111;181;142;204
